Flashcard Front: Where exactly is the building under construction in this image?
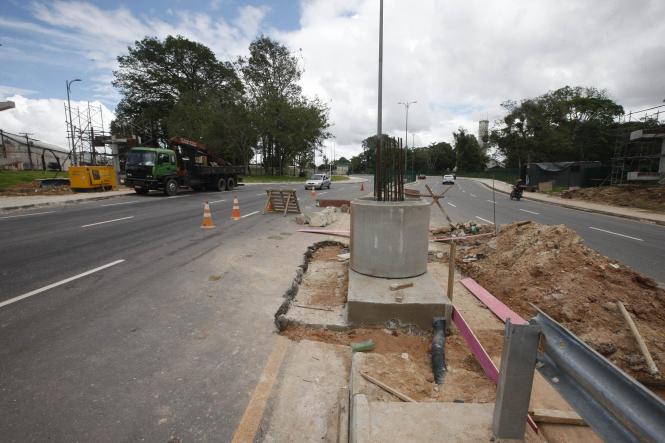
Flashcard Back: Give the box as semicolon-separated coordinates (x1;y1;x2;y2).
0;129;69;171
611;104;665;184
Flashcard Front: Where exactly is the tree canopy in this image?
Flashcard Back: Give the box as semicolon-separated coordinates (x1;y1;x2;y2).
490;86;624;167
111;35;329;174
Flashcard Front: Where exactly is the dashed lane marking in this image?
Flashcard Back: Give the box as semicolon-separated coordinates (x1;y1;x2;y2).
589;226;643;242
519;209;540;215
0;259;126;309
486;200;495;204
240;211;260;219
208;199;227;204
81;216;134;228
447;202;457;207
470;193;477;198
100;200;141;207
476;216;494;224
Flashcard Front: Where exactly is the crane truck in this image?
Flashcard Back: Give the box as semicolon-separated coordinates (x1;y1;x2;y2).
124;137;244;196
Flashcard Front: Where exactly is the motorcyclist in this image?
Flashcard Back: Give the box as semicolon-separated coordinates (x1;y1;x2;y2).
511;178;526;200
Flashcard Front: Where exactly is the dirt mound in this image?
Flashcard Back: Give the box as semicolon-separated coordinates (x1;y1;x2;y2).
459;221;665;381
560;185;665;213
0;181;72;196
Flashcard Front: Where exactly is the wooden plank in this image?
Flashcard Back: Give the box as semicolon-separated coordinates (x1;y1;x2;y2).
360;372;416;402
617;301;659;375
529;408;586;426
297;229;350;238
283;192;292;217
447;242;456;302
461;277;527;325
451;307;538;433
389;282;413;291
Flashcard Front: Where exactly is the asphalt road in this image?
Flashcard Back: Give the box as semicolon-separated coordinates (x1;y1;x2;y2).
412;177;665;284
0;178;371;442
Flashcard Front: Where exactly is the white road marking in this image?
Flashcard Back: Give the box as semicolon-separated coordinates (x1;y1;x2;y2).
319;191;328;195
240;211;259;219
208;199;226;204
100;200;141;207
476;216;494;224
470;193;477;198
519;209;540;215
0;259;126;309
447;202;457;208
167;195;189;199
255;193;264;196
0;211;55;220
589;226;644;242
81;216;134;228
486;200;495;204
461;189;466;193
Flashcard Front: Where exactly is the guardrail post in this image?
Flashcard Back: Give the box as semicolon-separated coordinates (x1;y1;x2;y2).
492;320;541;439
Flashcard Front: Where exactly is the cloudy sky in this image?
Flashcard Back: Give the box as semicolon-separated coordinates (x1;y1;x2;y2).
1;0;664;161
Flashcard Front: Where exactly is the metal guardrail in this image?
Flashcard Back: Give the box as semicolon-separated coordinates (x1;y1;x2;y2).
531;308;665;443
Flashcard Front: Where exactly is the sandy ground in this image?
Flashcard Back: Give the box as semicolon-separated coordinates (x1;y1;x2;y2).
560;185;665;213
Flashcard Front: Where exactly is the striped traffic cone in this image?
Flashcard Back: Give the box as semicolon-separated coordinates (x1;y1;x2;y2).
265;198;274;213
310;188;316;199
201;201;215;229
231;195;241;220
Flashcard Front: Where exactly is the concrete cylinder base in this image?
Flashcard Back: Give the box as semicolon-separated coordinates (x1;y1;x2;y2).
350;197;430;278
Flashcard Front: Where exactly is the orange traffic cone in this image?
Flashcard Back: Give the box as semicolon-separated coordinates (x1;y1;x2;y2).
310;189;317;199
265;198;274;213
231;195;241;220
360;182;364;191
201;201;216;229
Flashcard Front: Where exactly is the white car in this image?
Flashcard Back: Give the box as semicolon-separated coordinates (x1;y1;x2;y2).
305;174;331;190
442;174;455;184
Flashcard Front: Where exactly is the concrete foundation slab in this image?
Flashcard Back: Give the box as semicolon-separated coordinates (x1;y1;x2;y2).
347;270;451;330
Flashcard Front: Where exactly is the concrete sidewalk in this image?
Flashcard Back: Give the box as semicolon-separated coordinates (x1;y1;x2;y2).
0;189;134;212
466;177;665;226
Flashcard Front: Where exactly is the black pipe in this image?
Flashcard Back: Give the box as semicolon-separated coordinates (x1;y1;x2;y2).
431;317;447;384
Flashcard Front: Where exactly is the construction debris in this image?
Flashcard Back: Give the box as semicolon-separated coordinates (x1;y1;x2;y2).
560;185;665;213
351;339;375;352
617;301;660;375
529;408;587;426
389;282;414;291
360;371;416;402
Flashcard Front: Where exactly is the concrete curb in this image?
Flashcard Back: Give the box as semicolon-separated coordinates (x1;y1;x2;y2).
0;191;135;213
468;178;665;227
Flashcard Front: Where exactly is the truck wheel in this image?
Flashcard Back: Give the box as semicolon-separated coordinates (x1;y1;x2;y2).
164;179;178;196
134;187;149;195
216;177;227;192
227;177;235;191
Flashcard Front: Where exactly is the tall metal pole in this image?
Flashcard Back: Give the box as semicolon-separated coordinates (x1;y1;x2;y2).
398;100;416;177
66;79;81;167
376;0;383;199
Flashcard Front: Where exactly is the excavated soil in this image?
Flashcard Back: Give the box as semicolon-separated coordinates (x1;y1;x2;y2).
300;245;348;307
0;181;73;196
282;325;497;403
560;185;665;213
458;221;665;382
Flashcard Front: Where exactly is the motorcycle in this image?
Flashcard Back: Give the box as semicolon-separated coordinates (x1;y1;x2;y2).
510;184;524;201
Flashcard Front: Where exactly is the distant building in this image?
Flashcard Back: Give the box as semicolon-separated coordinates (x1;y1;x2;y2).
0;130;69;171
478;120;489;152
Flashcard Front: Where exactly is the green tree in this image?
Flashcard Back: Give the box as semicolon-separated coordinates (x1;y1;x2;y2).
493;86;624;167
454;128;487;171
112;35;242;146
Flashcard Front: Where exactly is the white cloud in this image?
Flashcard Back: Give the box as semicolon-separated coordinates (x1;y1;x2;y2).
3;0;665;162
277;0;665;160
0;94;115;149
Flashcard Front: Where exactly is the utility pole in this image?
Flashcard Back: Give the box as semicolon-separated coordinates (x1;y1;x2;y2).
376;0;383;199
398;100;417;175
66;79;81;166
20;132;34;170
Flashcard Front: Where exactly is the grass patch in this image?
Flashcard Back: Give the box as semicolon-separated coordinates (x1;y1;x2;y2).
331;175;349;182
0;170;67;190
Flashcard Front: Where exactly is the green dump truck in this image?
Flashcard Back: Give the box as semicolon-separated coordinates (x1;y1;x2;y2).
124;137;244;196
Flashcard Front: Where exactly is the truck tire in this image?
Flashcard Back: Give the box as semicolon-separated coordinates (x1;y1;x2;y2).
216;177;227;192
164;179;179;196
134;187;149;195
227;177;235;191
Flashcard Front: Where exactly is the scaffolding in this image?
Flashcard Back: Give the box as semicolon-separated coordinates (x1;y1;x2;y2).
64;101;112;166
610;104;665;185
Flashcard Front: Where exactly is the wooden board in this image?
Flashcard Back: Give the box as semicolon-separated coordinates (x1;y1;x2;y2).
264;189;301;216
529;408;586;426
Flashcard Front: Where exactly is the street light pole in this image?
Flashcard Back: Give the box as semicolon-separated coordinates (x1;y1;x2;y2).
398;100;417;175
376;0;383;199
66;79;81;166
